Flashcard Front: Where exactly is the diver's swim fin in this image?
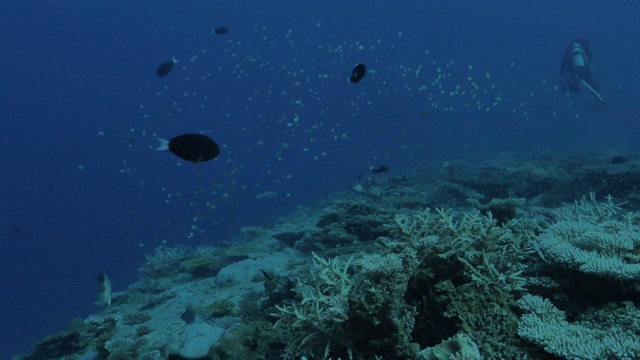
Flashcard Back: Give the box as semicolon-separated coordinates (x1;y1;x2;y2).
579;79;605;110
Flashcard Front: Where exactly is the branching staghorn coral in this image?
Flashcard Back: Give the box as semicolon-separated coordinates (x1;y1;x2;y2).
556;192;625;224
394;208;530;356
273;248;422;360
273;253;354;360
351;251;421;353
467;196;526;225
274;207;532;359
138;245;190;279
394;208;529;293
103;331;148;360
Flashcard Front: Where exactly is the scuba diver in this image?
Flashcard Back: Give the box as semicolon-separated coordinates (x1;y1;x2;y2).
560;37;605;110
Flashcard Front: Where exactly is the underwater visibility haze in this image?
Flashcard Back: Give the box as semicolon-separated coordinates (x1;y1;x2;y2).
3;1;640;359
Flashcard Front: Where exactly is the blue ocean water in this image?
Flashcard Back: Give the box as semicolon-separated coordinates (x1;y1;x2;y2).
1;1;639;358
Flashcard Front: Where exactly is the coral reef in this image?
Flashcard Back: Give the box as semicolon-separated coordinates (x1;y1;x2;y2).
467;196;525;225
532;193;640;280
515;193;640;359
201;299;236;318
517;294;640;359
273;253;357;359
15;150;640;360
416;333;482;360
272;206;531;359
138;245;190;279
209;321;278;360
394;208;529;356
123;312;151;325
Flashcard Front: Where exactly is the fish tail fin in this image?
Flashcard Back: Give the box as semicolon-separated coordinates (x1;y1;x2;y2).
154;138;170;151
172;56;179;64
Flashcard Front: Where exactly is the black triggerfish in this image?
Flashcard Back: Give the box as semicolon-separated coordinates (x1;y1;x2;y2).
214;27;229;35
350;63;366;83
156;134;220;163
156;57;178;77
371;165;390;174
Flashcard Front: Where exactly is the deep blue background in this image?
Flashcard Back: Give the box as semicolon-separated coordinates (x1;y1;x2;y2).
2;1;640;357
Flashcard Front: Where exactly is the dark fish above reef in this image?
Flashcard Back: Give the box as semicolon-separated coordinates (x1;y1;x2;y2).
350;63;366;83
156;57;177;77
371;165;390;174
214;27;228;35
155;134;220;163
610;156;629;165
181;305;196;324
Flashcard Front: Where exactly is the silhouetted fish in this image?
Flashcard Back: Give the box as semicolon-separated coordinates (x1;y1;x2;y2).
610;156;628;165
214;27;228;35
156;134;220;163
350;63;366;83
156;57;177;77
372;165;390;174
181;305;196;324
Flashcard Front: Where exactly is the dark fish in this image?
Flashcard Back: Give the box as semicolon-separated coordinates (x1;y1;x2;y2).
372;165;390;174
260;269;273;281
214;27;228;35
156;134;220;163
181;305;196;324
610;156;628;165
350;63;366;83
156;57;177;77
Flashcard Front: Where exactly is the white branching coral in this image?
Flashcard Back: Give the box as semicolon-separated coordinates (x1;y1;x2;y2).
534;193;640;280
274;207;531;359
393;207;530;357
273;253;354;360
273;246;422;360
104;332;147;360
353;251;420;349
138;245;190;278
394;208;529;292
517;294;640;359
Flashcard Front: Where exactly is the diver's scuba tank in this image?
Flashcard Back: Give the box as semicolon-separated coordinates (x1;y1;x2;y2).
563;38;604;110
570;42;588;71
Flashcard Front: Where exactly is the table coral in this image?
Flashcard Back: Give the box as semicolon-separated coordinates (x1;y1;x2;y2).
518;294;640;359
533;193;640;280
